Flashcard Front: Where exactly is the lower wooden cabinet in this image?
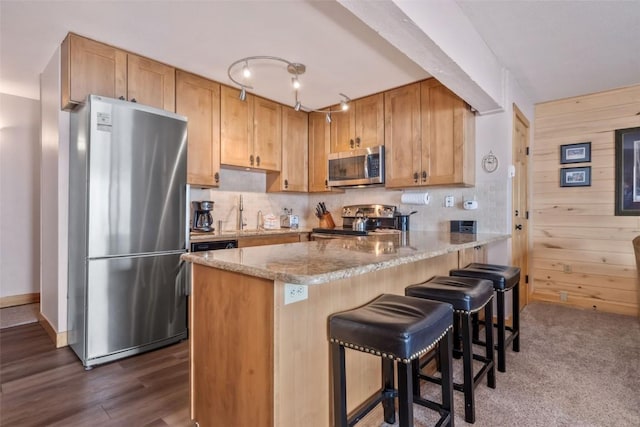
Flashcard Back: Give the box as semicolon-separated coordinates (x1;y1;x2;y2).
237;233;306;248
458;244;487;268
176;70;221;187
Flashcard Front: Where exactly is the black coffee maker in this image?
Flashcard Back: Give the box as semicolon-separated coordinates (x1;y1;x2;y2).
191;201;214;232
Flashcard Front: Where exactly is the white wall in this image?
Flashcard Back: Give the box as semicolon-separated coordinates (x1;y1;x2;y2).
0;93;41;299
40;47;69;333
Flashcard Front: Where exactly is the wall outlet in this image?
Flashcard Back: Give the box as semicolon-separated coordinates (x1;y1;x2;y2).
559;291;568;302
445;195;455;208
284;284;308;305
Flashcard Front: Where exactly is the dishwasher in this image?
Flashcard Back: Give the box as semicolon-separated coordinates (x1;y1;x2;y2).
190;239;238;252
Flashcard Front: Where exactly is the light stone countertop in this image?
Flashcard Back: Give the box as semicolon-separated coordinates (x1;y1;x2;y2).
189;228;312;242
182;231;510;285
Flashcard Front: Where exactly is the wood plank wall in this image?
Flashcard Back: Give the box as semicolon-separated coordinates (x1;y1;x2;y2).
532;84;640;317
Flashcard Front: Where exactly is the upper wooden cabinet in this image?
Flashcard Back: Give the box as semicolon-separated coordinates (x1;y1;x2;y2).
127;54;175;111
267;106;308;192
308;112;331;192
176;70;221;187
220;86;282;171
421;79;475;187
384;83;422;188
61;33;175;112
385;79;475;188
330;93;384;152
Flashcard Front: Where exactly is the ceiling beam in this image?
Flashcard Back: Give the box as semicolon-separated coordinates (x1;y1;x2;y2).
338;0;506;114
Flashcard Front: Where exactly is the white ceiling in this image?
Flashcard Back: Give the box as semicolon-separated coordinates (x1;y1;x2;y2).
1;0;639;110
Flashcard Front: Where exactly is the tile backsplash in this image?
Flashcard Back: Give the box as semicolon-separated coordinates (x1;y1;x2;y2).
191;169;509;233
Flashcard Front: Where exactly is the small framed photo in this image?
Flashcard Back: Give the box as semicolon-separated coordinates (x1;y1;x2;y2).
560;166;591;187
615;126;640;215
560;142;591;164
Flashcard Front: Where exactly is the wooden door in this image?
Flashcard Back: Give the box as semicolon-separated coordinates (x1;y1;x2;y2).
61;33;126;110
176;71;220;187
268;107;308;192
221;86;253;168
330;105;355;153
512;105;530;309
308;112;331;192
253;97;282;171
127;54;175;111
384;83;422;188
354;93;384;149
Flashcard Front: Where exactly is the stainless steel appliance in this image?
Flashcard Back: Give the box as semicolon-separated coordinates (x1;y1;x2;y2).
327;146;384;187
190;239;237;252
192;200;214;232
68;95;188;369
311;204;399;238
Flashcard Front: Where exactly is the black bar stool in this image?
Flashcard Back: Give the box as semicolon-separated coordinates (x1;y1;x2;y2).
450;263;521;372
329;293;455;427
406;276;495;424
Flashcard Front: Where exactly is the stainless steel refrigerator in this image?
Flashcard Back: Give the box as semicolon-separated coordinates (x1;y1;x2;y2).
68;95;189;368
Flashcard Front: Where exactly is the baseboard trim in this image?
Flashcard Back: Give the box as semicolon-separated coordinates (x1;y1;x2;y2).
38;313;68;348
0;293;40;308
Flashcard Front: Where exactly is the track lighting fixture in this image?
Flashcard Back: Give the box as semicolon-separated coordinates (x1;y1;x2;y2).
227;56;350;115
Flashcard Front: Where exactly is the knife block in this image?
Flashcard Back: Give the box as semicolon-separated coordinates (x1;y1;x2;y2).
319;212;336;229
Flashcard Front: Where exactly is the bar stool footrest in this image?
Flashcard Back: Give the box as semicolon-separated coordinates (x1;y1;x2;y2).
347;388;397;426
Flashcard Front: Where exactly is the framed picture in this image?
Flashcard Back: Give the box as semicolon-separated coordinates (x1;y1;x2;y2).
615;126;640;216
560;142;591;164
560;166;591;187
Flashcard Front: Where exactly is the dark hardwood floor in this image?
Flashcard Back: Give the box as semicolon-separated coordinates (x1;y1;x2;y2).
0;322;192;426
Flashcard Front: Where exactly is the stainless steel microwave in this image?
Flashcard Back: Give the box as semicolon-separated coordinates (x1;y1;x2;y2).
327;146;385;187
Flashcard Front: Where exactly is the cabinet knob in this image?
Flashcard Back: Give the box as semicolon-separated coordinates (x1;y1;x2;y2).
349;139;354;149
325;179;328;189
413;172;419;183
284;179;289;189
256;155;261;166
131;98;137;103
421;171;427;182
249;154;254;166
515;224;523;231
355;137;361;147
118;96;125;101
214;172;220;184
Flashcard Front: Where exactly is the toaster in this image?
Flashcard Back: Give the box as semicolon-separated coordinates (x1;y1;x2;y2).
280;214;299;229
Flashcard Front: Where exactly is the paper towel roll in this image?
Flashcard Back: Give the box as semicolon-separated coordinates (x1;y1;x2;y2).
401;192;430;205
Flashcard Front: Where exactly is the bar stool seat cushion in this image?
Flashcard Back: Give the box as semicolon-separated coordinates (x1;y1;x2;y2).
329;294;453;362
450;263;520;291
406;276;494;312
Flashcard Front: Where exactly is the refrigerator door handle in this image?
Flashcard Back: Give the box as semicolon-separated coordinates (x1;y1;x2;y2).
176;258;189;298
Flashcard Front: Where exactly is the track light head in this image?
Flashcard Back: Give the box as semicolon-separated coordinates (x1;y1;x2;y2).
294;101;302;112
326;112;332;124
239;87;247;101
242;62;251;78
292;76;301;90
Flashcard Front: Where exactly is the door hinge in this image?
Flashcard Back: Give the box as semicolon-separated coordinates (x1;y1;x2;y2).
525;274;529;284
525;211;529;220
526;146;530;155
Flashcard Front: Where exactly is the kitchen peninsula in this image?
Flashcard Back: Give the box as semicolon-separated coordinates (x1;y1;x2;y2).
182;231;509;427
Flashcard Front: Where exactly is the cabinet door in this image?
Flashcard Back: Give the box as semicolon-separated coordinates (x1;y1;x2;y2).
268;106;308;192
253;97;282;171
384;83;422;188
330;106;355;153
127;54;175;111
176;71;221;187
458;245;487;268
61;33;126;110
354;93;384;149
308;112;331;192
221;86;253;168
421;79;474;186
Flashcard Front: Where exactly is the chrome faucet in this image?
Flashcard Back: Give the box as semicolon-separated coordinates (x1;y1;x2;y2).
238;194;246;230
257;210;264;230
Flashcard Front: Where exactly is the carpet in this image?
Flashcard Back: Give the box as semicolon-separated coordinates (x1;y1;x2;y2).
0;303;39;329
382;302;640;426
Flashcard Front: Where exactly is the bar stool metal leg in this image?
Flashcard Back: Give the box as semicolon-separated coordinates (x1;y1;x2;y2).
331;342;348;427
440;329;454;427
382;358;395;424
496;290;506;372
461;312;475;423
397;362;414;427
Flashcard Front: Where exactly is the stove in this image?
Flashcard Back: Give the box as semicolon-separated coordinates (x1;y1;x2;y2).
312;204;399;237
